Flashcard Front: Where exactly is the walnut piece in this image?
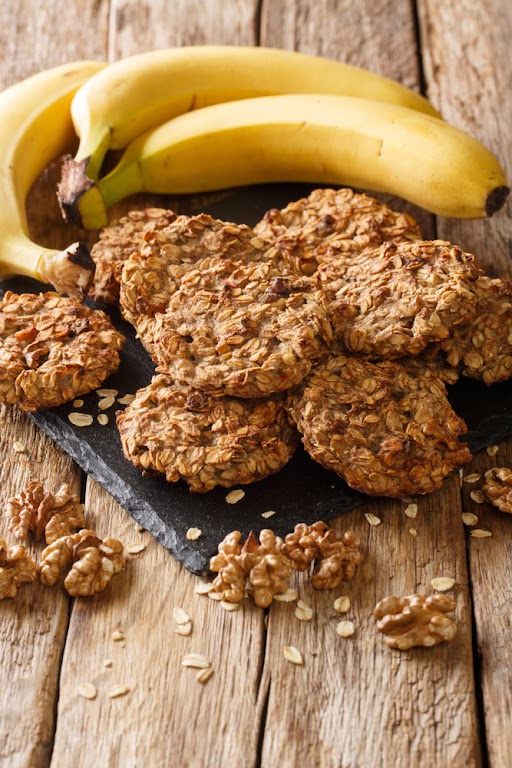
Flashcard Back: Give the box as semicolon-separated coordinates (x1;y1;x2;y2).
211;529;292;608
39;528;125;596
6;481;85;543
482;467;512;513
0;538;37;599
282;522;362;589
211;522;361;606
373;593;457;650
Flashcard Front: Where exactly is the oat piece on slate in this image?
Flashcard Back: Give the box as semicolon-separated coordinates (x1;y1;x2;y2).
441;276;512;385
318;240;481;359
287;354;471;497
146;257;332;398
90;208;178;304
254;187;422;276
0;292;125;411
119;214;274;331
117;375;299;492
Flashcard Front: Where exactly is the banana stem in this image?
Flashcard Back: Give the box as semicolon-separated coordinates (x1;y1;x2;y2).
98;160;144;209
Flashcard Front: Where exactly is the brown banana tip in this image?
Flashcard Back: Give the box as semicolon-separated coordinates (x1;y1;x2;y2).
65;242;95;274
486;185;510;217
57;155;95;228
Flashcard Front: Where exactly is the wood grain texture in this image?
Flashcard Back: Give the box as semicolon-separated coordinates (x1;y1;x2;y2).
50;3;267;767
418;2;512;764
0;406;79;767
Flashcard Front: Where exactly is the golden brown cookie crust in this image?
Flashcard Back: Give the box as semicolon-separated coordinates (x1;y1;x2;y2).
116;375;299;492
254;188;421;275
287;354;471;497
0;292;124;411
90;208;178;304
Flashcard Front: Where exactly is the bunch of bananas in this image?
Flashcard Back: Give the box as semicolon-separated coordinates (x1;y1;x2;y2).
1;47;508;290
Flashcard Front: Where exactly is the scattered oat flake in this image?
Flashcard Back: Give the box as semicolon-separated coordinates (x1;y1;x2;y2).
68;412;93;427
182;653;210;669
117;393;136;405
220;600;240;612
463;473;481;483
173;607;191;625
225;489;245;504
409;528;418;537
196;668;214;684
486;444;499;456
78;682;97;700
462;512;478;526
98;395;116;411
97;388;118;397
111;630;125;642
127;542;146;555
186;527;202;541
365;512;381;526
283;646;303;665
295;600;313;622
13;441;25;453
274;588;298;603
399;496;413;504
471;529;493;538
97;414;109;426
334;596;350;613
208;591;222;601
336;620;355;638
109;684;130;699
431;577;456;592
72;399;84;408
261;510;277;519
175;622;193;636
470;490;485;504
195;582;214;595
103;659;113;668
404;503;418;518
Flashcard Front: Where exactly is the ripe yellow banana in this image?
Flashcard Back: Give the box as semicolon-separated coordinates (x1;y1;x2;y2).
63;45;439;189
67;94;509;230
0;61;105;297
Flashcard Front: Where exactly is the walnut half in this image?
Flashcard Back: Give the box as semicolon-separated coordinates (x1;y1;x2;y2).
281;522;362;589
482;467;512;513
39;529;125;596
6;481;84;543
0;538;37;600
373;593;457;650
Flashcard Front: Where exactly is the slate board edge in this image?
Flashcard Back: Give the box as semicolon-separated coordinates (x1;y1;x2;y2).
30;410;209;575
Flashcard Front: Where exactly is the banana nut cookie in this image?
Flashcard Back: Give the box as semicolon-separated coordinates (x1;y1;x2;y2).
0;292;124;411
147;256;332;397
120;213;273;330
90;208;178;304
254;187;422;275
116;374;299;492
441;276;512;384
319;240;482;359
286;354;471;497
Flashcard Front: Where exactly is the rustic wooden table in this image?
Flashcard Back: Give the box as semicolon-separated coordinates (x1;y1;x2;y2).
1;1;511;766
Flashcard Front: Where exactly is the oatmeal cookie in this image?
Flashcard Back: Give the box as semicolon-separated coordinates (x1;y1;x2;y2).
287;354;471;497
116;375;299;492
441;276;512;384
145;257;332;397
90;208;178;304
399;348;460;386
254;188;421;275
119;213;273;330
319;240;482;359
0;292;124;411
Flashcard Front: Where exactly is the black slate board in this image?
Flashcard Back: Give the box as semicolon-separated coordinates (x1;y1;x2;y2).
3;184;512;575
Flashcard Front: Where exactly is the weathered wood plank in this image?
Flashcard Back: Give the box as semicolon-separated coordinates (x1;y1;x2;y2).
0;406;79;767
418;1;512;763
259;1;481;765
50;3;267;767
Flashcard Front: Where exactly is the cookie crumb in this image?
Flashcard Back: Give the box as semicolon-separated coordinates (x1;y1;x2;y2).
186;527;202;541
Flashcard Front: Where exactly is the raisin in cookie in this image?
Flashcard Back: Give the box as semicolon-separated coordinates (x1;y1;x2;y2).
117;375;298;492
